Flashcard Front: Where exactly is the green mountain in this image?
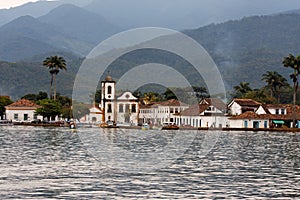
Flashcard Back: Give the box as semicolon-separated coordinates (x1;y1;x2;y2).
2;12;300;99
0;53;83;100
0;4;120;61
38;4;119;44
184;13;300;89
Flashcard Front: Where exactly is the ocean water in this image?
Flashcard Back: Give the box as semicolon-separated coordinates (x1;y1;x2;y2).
0;126;299;199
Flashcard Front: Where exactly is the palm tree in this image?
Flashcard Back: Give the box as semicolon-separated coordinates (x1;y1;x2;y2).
282;54;300;128
233;82;252;98
43;56;67;100
262;71;288;102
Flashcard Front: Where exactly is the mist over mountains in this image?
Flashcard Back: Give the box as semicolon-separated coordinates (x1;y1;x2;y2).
1;0;300;99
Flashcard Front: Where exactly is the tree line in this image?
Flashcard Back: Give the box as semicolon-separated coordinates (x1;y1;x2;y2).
1;53;300;122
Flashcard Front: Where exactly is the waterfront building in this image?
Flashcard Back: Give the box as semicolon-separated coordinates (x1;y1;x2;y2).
173;98;228;128
228;98;261;115
5;99;43;122
80;104;103;124
100;75;139;125
229;111;270;128
139;99;189;126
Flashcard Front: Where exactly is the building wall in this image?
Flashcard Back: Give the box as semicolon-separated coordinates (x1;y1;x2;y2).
174;115;229;128
268;108;286;115
116;101;139;125
255;106;267;114
229;102;242;115
6;109;42;122
80;107;102;123
140;105;188;126
229;119;269;128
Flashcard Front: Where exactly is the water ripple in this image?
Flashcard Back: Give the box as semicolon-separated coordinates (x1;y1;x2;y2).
0;127;299;199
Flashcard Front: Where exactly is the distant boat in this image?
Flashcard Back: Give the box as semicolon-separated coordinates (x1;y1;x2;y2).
161;123;179;130
141;123;150;130
100;121;119;128
69;122;76;129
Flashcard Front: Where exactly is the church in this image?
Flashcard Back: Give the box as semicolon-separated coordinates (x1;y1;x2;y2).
100;75;139;126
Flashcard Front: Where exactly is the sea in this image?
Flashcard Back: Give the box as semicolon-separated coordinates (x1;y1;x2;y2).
0;126;299;199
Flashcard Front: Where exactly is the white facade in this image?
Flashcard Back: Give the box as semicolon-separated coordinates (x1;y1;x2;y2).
228;99;261;116
101;76;116;123
5;99;43;122
175;115;228;128
229;119;269;128
139;100;189;126
116;92;139;125
80;106;102;123
228;102;242;115
100;76;139;125
6;108;42;122
173;99;229;128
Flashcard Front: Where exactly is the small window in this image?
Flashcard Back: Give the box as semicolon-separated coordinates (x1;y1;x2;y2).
275;109;279;115
281;109;285;115
107;104;112;113
119;104;124;113
107;86;112;94
14;113;18;120
125;104;130;113
131;104;136;113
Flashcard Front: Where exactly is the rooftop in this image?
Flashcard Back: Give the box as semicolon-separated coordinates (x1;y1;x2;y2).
6;99;39;108
231;98;261;107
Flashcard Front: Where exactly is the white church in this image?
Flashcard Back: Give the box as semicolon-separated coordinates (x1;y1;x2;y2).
100;75;139;125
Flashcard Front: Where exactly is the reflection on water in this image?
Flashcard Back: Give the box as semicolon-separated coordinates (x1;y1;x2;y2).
0;126;299;199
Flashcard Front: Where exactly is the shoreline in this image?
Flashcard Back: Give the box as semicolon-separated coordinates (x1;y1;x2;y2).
4;123;300;132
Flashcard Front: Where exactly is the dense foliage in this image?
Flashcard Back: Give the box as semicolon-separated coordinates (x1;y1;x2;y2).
0;96;13;119
35;99;62;121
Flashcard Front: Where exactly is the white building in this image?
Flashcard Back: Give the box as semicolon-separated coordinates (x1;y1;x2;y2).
228;99;261;115
139;99;189;126
5;99;43;122
116;91;139;125
100;75;139;125
174;98;228;128
80;105;102;124
229;111;270;128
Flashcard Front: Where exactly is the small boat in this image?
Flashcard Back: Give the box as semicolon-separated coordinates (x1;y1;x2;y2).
141;123;150;130
100;121;119;128
161;124;179;130
69;122;76;129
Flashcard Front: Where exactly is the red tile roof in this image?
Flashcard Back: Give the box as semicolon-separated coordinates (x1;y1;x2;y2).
231;98;261;106
158;99;187;107
230;105;300;120
177;104;210;116
229;111;272;120
201;98;227;110
6;99;39;108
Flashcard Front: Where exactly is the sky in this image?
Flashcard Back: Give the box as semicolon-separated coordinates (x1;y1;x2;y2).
0;0;39;9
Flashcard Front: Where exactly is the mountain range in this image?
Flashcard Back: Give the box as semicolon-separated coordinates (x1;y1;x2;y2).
1;1;300;99
0;4;119;61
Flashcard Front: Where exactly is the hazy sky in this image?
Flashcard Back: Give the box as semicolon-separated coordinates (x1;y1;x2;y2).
0;0;39;9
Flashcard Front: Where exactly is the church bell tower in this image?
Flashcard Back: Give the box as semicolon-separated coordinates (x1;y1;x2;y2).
101;74;116;123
